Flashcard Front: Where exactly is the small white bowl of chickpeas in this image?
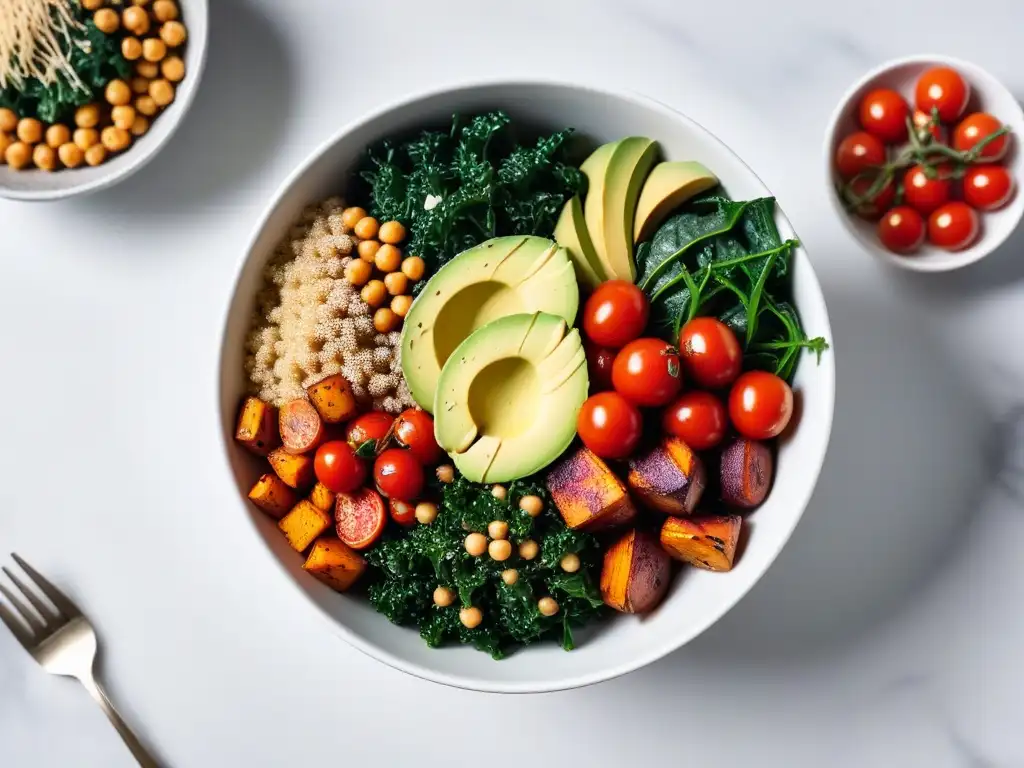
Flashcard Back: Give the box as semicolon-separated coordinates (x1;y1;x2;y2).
0;0;207;201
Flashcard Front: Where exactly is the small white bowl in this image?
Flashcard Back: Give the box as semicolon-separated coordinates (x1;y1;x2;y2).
824;54;1024;272
0;0;208;202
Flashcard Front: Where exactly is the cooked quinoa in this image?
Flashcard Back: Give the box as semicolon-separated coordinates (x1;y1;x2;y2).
244;196;415;414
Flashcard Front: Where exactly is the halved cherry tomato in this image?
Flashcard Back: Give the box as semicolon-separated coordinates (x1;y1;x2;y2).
835;131;886;179
729;371;794;440
313;440;367;494
915;67;969;123
878;206;925;254
584;340;616;392
394;408;442;465
927;202;979;250
903;164;951;215
953;113;1009;162
678;317;742;389
335;488;387;550
576;392;643;459
611;338;682;407
963;165;1015;211
373;448;424;500
345;412;393;446
661;391;727;450
582;280;650;349
912;109;947;144
388;499;416;527
849;175;896;220
859;88;909;143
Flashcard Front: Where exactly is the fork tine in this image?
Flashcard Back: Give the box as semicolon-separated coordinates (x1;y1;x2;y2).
0;580;45;634
0;598;34;648
2;568;53;628
10;554;80;619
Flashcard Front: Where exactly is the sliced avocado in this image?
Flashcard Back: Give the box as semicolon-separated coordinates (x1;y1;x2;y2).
401;236;579;412
434;312;589;483
554;195;604;290
581;137;659;281
634;161;719;242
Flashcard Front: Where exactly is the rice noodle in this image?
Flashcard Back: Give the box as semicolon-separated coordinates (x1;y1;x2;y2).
0;0;89;94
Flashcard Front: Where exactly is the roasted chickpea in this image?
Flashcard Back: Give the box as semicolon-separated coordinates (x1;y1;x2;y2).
148;79;175;107
560;553;581;573
152;0;179;21
105;79;132;106
401;255;426;281
501;569;519;586
488;539;512;562
58;142;84;168
491;484;507;501
487;520;509;540
142;37;167;63
357;239;380;263
4;141;31;169
134;95;158;116
159;21;187;47
73;128;99;149
459;606;483;629
0;108;18;133
538;597;560;617
360;279;386;308
45;124;70;149
341;206;366;230
464;532;487;557
81;0;104;9
436;464;455;484
390;294;413;318
354;216;379;240
379;220;407;245
121;37;143;61
130;76;151;95
101;126;131;152
84;144;107;166
344;259;372;287
111;106;136;130
373;307;400;333
519;539;539;560
383;272;408;296
32;144;57;171
132;0;152;5
129;114;150;137
519;495;544;518
136;61;159;78
74;104;101;128
161;55;185;82
415;502;438;525
0;132;11;160
374;244;402;273
433;586;454;607
122;6;151;35
94;8;120;33
16;118;42;144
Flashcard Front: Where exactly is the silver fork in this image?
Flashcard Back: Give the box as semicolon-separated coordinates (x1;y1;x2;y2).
0;554;160;768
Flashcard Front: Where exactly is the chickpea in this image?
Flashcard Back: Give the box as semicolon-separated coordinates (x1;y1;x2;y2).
390;294;413;318
143;38;167;63
538;597;560;617
459;606;483;629
0;132;11;160
133;0;153;5
112;106;136;130
135;61;159;78
153;0;179;21
106;79;132;106
81;0;104;9
130;115;150;137
383;272;408;297
5;141;31;169
433;586;454;607
488;539;512;562
58;142;84;168
121;37;143;61
436;464;455;484
344;259;372;287
122;6;150;35
519;495;544;518
101;126;131;152
134;95;158;116
16;118;42;144
0;108;17;133
501;569;519;586
32;144;57;171
464;532;487;557
355;240;379;263
379;220;407;245
373;307;399;333
84;144;107;166
74;104;101;128
45;124;70;149
73;128;99;149
415;502;438;525
491;484;507;501
360;279;386;308
374;244;402;273
487;520;509;540
130;77;151;95
354;216;379;240
160;20;187;47
519;539;539;560
161;55;185;82
401;255;426;281
149;79;175;107
341;206;367;230
560;553;581;573
94;8;120;33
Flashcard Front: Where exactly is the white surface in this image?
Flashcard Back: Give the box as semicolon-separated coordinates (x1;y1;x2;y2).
1;0;1022;764
219;80;835;693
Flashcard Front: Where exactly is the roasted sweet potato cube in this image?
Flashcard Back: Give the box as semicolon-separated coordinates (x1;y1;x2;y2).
235;396;279;456
268;447;315;489
546;447;637;532
302;538;366;592
308;482;336;513
248;473;298;519
720;438;773;509
278;500;332;552
627;437;706;515
307;374;358;424
660;515;742;572
600;529;672;614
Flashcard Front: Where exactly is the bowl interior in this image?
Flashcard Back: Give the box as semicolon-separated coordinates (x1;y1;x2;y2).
825;56;1024;272
0;0;208;201
218;82;836;692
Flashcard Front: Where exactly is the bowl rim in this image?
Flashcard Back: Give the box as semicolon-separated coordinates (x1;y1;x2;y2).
214;76;837;693
823;52;1024;273
0;0;210;202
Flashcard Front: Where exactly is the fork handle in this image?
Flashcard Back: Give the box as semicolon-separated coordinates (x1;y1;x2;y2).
80;674;161;768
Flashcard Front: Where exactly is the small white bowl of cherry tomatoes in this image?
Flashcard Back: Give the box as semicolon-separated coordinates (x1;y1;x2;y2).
825;54;1024;271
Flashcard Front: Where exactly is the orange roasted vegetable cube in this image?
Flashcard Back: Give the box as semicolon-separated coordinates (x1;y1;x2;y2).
660;515;742;572
278;500;332;552
235;396;279;456
268;447;315;489
308;482;336;513
307;374;358;424
627;437;706;516
546;447;637;532
600;529;672;614
248;473;298;519
303;538;366;592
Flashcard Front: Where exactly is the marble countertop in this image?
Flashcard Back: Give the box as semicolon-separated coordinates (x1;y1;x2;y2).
2;0;1023;765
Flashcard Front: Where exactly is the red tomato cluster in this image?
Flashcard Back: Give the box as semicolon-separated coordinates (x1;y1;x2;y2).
835;66;1015;255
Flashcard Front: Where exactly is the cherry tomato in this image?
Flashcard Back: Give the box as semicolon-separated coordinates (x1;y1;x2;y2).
728;371;794;440
346;412;393;446
927;202;979;251
582;280;650;348
878;206;925;254
953;113;1009;162
314;440;367;494
859;88;909;143
576;392;643;459
849;175;896;220
373;448;425;501
963;165;1015;211
903;164;952;215
678;317;742;389
912;109;946;144
388;499;416;527
834;131;886;179
611;338;682;407
394;408;442;464
661;391;727;450
584;340;616;392
915;67;970;123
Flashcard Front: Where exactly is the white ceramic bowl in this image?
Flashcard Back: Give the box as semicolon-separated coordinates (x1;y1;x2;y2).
0;0;208;201
216;81;836;693
825;54;1024;272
